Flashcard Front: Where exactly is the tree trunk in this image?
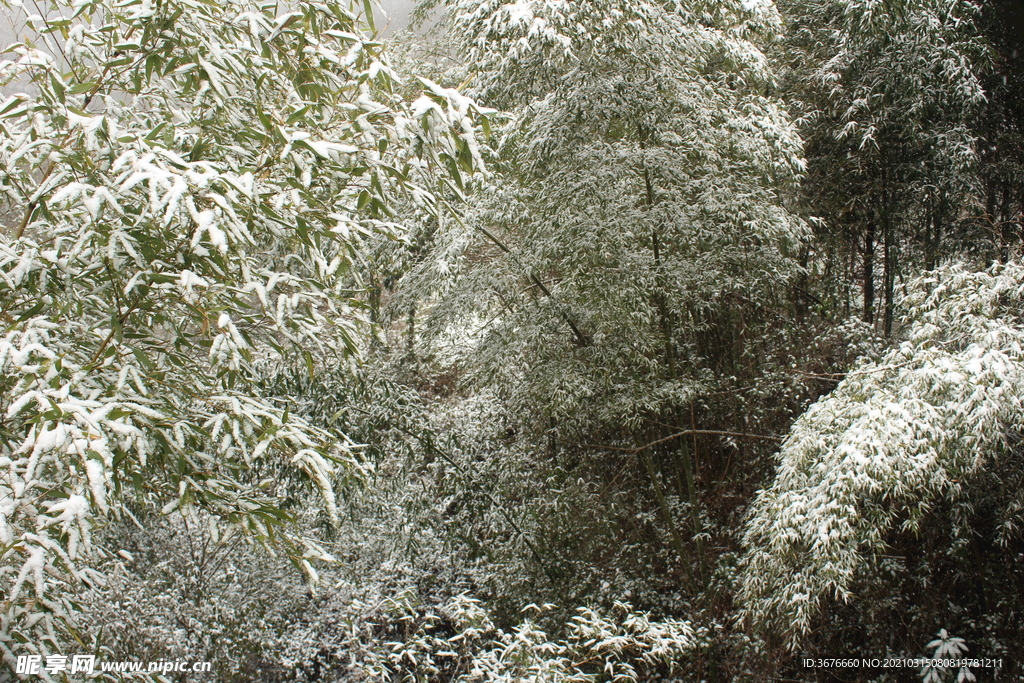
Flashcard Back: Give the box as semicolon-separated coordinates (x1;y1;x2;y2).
642;152;707;590
927;191;943;270
883;209;894;337
863;220;876;325
406;305;416;358
1001;181;1013;262
640;447;694;587
794;246;809;321
987;180;999;263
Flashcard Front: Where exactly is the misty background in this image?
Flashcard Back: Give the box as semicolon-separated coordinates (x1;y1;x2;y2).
0;1;416;51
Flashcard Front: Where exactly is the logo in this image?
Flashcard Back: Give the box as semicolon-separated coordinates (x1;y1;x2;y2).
12;654;210;676
15;655;95;675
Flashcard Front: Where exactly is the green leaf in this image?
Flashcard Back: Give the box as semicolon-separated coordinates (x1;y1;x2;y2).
303;348;315;379
0;96;28;118
362;0;376;33
50;74;66;104
286;105;310;125
131;346;155;370
69;82;98;95
15;301;46;323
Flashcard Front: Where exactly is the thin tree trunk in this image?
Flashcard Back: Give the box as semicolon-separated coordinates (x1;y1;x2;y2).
548;415;557;461
845;240;852;319
406;305;416;357
883;207;894;337
928;191;943;270
1001;181;1013;262
680;421;708;590
642;150;707;590
640;448;694;587
863;220;876;325
987;181;998;262
795;246;809;321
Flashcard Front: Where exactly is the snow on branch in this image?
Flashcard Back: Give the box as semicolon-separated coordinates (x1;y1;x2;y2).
741;260;1024;647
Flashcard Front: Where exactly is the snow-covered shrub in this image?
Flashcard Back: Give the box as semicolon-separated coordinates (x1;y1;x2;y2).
921;630;975;683
741;260;1024;648
84;499;697;682
83;512;308;681
288;592;698;682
